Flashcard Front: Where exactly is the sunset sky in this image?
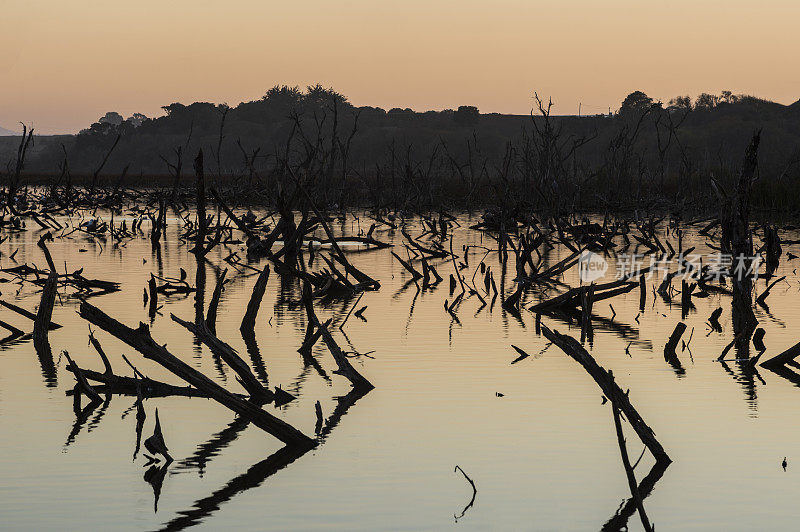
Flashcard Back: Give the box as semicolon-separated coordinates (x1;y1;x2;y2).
2;0;799;134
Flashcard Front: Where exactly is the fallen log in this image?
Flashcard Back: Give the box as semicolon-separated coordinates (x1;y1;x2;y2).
391;251;423;280
171;314;273;400
78;301;314;448
541;325;671;463
63;364;217;398
316;318;374;392
530;278;638;313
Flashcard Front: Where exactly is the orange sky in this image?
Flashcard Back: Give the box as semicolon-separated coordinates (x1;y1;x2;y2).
2;0;799;134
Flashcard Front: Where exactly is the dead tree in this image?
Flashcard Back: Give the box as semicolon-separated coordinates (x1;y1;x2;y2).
171;314;273;400
717;132;761;345
89;133;121;195
8;123;34;210
78;301;314;448
542;325;670;464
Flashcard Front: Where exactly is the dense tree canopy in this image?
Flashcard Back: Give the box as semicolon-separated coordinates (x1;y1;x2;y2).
619;91;655;116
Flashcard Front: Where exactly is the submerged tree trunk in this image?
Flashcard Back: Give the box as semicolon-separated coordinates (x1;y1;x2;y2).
721;131;760;353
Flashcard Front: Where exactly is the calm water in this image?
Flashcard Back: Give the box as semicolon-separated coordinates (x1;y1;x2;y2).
1;212;799;531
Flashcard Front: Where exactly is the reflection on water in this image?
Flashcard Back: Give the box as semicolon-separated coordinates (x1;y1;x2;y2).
1;212;800;531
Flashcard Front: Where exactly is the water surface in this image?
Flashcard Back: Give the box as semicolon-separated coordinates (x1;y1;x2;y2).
1;212;799;531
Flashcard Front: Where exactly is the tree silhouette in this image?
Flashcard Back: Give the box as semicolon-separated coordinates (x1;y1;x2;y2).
695;93;720;110
619;91;654;116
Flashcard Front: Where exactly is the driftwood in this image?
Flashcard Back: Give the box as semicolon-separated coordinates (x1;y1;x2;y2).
317;318;374;391
88;329;113;375
36;232;56;271
530;278;638;313
528;250;581;283
78;301;314;448
171;314;273;400
0;262;121;294
541;325;670;463
401;229;449;259
63;364;218;398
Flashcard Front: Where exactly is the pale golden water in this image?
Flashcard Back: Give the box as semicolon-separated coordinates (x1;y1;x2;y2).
1;213;799;531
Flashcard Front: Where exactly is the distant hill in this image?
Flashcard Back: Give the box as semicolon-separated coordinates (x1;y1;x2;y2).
0;125;20;136
2;87;800;211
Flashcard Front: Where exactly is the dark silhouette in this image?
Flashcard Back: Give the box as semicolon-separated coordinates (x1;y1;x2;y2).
5;86;800;211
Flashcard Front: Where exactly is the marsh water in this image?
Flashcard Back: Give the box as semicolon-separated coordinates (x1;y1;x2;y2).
1;212;800;531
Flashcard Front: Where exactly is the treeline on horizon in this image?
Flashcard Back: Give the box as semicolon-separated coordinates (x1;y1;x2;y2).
4;84;800;211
